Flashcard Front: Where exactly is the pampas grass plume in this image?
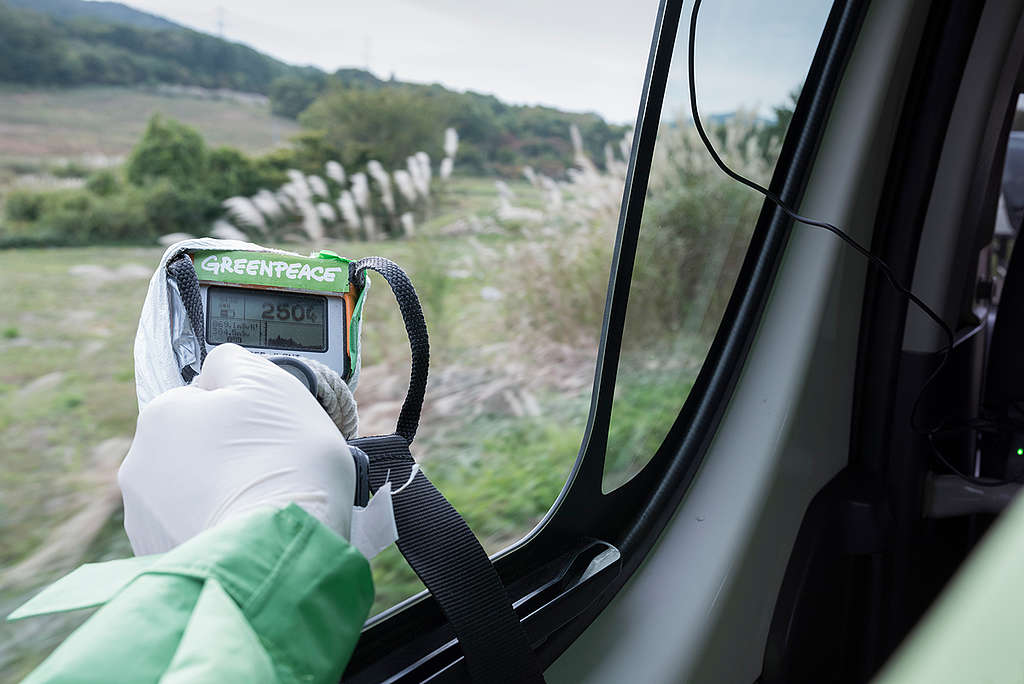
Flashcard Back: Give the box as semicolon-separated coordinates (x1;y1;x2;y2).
444;128;459;159
325;160;346;185
393;169;417;203
400;212;415;236
316;201;337;222
351;173;370;209
307;174;329;199
337;191;361;229
222;196;267;231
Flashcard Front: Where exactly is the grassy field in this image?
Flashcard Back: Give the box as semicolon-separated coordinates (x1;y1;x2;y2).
0;86;298;172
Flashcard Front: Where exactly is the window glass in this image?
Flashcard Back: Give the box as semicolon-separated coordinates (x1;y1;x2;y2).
603;0;835;491
0;0;656;670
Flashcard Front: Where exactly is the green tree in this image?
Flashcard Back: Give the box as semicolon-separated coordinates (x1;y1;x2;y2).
126;115;208;188
206;146;282;199
0;1;299;91
141;179;217;236
0;2;67;83
85;169;120;196
299;86;454;170
268;75;322;119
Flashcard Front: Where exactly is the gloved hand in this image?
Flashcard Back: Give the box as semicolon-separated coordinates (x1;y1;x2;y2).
118;343;355;556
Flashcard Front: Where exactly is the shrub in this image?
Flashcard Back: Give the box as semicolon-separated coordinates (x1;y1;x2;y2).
206;147;283;199
268;75;322;119
286;130;344;174
85;170;120;197
253;147;295;172
300;87;453;170
51;161;91;179
4;190;47;222
83;189;150;242
37;188;93;216
5;116;289;246
140;180;218;237
0;226;70;249
127;115;284;197
39;207;89;241
126;115;208;188
25;188;94;242
4;183;202;245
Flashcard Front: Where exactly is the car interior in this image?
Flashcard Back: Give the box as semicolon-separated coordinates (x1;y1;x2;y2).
337;0;1024;681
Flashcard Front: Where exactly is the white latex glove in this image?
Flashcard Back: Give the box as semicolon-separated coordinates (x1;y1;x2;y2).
119;343;355;556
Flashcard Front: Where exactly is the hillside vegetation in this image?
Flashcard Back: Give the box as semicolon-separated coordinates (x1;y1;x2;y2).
0;0;307;92
0;0;628;176
6;0;179;30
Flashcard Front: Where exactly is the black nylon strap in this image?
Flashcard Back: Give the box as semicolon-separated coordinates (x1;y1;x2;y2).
349;256;544;683
349;257;428;444
350;434;545;684
166;254;207;380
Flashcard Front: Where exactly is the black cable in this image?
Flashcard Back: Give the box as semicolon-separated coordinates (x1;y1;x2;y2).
925;404;1024;487
927;432;1020;488
686;0;985;482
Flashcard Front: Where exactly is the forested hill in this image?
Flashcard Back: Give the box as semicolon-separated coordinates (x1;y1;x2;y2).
5;0;178;30
0;0;313;92
0;0;629;175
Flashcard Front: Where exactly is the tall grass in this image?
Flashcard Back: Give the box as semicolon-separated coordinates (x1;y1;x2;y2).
513;112;775;349
505;113;780;488
605;112;779;488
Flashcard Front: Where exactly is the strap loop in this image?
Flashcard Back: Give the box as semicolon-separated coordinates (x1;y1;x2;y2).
349;257;429;444
166;255;208;380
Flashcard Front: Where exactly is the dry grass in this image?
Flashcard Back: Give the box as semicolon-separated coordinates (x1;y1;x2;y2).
0;86;297;168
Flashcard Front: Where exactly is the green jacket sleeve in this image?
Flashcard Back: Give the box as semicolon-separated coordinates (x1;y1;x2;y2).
9;504;374;684
873;489;1024;683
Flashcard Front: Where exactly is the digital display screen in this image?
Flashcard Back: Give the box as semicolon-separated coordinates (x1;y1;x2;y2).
206;286;327;352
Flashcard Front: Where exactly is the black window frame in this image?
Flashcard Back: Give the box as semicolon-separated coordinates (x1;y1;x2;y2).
342;0;869;680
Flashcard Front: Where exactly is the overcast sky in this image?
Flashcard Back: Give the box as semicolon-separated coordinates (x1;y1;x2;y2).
111;0;831;124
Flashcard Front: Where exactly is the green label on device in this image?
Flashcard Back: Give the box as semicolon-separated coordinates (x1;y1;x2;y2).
191;250;351;293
